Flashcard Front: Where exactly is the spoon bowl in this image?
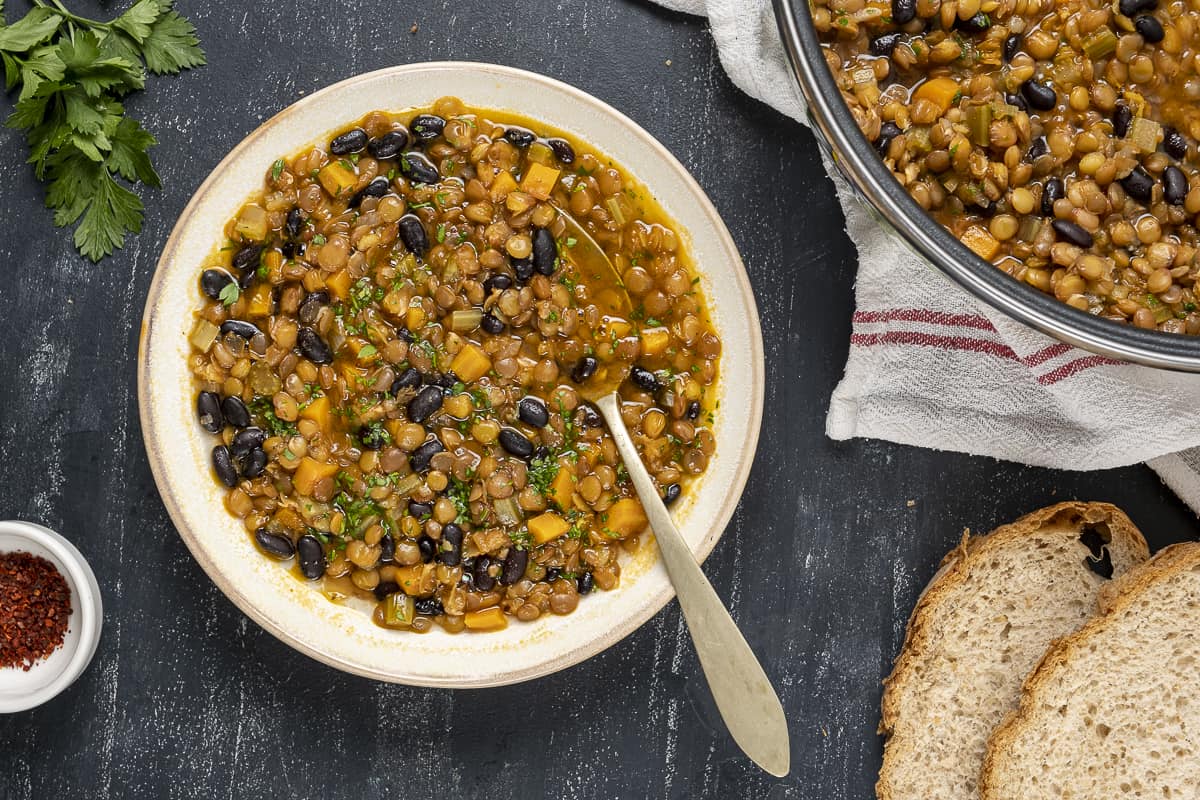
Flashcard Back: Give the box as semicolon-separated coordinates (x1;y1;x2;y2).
553;204;633;316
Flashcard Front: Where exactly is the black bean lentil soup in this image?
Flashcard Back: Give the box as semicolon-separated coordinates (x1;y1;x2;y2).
188;97;722;633
818;0;1200;332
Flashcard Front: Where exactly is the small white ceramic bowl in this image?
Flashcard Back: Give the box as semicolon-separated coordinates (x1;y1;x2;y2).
0;521;103;713
139;62;764;687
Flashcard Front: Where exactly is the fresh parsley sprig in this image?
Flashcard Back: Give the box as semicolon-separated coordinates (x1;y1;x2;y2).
0;0;205;261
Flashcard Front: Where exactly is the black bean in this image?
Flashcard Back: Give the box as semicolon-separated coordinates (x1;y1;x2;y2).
390;366;422;395
379;533;395;564
1163;166;1188;205
663;483;682;506
1020;80;1057;111
579;403;603;428
500;547;528;585
296;535;326;580
350;176;391;208
330;128;368;155
281;240;297;259
686;401;701;420
409;114;445;141
1025;136;1049;162
1121;167;1155;203
297;327;333;365
956;11;990;32
197;392;223;433
1135;14;1164;43
1164;127;1188;159
407;385;444;423
220;396;250;429
1005;92;1028;113
414;597;444;616
512;257;535;283
359;425;388;450
518;397;550;428
399;151;440;184
285;207;305;239
417;535;437;563
373;580;401;601
547;138;576;164
1041;178;1063;216
532;446;551;462
472;556;497;591
255;529;295;559
532;228;557;275
396;213;429;257
1085;548;1114;579
230;427;267;458
499;428;534;459
546;567;562;582
870;31;902;56
240;447;267;479
875;121;902;157
232;243;263;272
1113;103;1132;138
429;371;458;389
577;572;594;595
212;445;238;487
409;500;433;518
220;319;261;339
368;129;409;160
1003;33;1022;61
480;312;505;334
891;0;916;24
504;127;536;147
572;356;598;382
200;269;235;300
630;365;661;393
298;291;328;325
1119;0;1156;15
1051;219;1095;248
410;439;444;472
438;523;464;566
484;274;513;294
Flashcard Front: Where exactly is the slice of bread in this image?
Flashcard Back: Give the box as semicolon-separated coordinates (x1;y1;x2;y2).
878;502;1150;800
981;542;1200;800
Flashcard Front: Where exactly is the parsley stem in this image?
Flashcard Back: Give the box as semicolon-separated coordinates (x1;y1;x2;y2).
33;0;112;29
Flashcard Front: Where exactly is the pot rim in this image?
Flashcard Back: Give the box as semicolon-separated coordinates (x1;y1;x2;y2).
773;0;1200;372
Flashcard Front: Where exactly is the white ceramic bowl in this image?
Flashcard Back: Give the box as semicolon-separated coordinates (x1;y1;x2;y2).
139;62;764;687
0;521;103;713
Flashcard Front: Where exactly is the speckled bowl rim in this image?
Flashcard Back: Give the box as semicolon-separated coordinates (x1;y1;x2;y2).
138;62;764;687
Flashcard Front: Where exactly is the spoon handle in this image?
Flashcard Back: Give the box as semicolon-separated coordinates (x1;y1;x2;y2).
595;393;790;777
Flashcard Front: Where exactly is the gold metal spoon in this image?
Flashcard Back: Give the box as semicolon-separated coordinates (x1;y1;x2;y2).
556;209;790;774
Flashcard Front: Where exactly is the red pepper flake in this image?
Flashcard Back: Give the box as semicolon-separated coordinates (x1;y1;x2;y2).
0;552;72;671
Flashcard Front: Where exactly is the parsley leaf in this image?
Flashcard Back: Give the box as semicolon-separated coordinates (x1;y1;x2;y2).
218;280;239;306
0;0;204;261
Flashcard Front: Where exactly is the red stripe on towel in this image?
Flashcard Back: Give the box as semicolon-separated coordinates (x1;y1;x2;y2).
850;331;1019;360
851;309;997;330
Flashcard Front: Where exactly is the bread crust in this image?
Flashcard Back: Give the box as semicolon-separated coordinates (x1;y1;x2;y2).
979;540;1200;799
878;501;1150;800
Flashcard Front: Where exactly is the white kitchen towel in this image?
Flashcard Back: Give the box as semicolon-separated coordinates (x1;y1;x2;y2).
653;0;1200;512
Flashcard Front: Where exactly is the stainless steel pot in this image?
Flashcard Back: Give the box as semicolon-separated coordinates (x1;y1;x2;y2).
773;0;1200;371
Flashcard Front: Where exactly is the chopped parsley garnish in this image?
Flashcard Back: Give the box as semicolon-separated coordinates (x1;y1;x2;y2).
218;281;240;306
528;454;559;497
248;396;298;437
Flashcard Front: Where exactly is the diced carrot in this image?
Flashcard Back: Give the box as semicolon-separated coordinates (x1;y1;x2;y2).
340;362;367;385
519;162;562;200
325;269;352;302
529;511;571;545
962;225;1000;260
489;170;518;202
299;395;332;433
448;343;491;382
464;607;508;631
262;249;283;283
640;327;670;357
246;282;272;317
549;462;575;510
912;77;960;115
293;457;339;496
318;161;357;197
605;497;648;539
406;304;425;331
395;564;435;596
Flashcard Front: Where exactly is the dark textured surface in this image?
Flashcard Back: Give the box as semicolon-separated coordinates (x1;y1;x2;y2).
0;2;1196;798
